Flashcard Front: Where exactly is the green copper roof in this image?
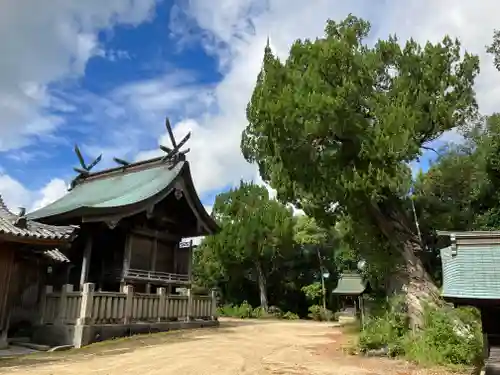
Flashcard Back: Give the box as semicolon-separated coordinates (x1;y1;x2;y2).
26;159;217;235
441;245;500;300
332;273;367;295
28;160;184;221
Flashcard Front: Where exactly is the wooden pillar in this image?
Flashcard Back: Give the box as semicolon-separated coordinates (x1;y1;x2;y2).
151;233;158;272
173;242;178;274
0;248;14;348
187;241;193;282
359;294;365;327
79;235;93;290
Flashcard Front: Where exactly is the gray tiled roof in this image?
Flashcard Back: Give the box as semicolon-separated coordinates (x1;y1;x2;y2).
44;248;71;263
0;195;76;242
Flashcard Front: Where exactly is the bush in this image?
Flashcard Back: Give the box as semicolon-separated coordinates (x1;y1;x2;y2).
404;306;483;367
358;296;408;356
308;304;334;321
217;301;254;318
217;302;299;320
357;296;483;367
282;311;300;320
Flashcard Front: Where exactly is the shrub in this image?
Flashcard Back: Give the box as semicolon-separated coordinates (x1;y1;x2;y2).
404;306;483;367
358;296;408;356
217;302;299;320
282;311;300;320
357;295;483;367
308;304;334;321
217;301;254;318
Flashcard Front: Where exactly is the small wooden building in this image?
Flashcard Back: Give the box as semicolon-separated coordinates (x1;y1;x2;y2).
0;196;75;348
27;155;218;295
438;230;500;366
332;272;369;324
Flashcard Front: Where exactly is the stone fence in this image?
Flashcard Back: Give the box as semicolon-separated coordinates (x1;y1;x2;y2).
35;283;218;347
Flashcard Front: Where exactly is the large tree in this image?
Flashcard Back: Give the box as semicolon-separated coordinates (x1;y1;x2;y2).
241;15;479;327
197;182;295;310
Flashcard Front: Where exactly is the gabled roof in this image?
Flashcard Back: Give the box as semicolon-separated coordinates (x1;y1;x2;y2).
26;157;218;236
441;244;500;300
437;230;500;239
0;196;76;243
332;272;367;295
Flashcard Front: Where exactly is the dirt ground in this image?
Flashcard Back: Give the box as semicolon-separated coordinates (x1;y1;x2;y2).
0;319;462;375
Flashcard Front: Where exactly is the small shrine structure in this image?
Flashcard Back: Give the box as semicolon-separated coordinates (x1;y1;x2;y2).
24;118;220;347
0;196;75;348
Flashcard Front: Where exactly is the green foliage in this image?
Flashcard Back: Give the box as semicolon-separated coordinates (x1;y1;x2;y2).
243;12;479;246
282;311;300;320
242;15;480;320
307;305;334;321
217;302;299;320
405;306;483;367
358;297;483;367
195;181;295;309
217;301;254;319
358;296;408;356
301;282;322;303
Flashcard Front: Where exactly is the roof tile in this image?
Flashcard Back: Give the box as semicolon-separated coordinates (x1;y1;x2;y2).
0;195;76;242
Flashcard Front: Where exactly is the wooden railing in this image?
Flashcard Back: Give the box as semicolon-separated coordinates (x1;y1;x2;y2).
40;284;217;326
124;268;190;283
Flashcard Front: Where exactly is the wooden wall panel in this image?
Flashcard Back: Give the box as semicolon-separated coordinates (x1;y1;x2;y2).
0;244;14;333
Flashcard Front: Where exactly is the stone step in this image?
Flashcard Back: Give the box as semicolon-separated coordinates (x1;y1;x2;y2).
9;341;51;352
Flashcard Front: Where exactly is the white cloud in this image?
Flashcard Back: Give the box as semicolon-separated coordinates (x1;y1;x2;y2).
0;174;67;213
5;0;500;215
164;0;500;202
30;179;69;212
0;0;158;152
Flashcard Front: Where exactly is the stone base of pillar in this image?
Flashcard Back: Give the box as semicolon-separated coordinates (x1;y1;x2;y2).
0;330;8;349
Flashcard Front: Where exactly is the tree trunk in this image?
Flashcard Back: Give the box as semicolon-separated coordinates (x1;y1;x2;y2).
369;202;440;330
255;261;268;310
400;237;441;330
316;248;327;310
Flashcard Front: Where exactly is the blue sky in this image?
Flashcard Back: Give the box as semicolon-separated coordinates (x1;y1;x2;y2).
0;0;498;213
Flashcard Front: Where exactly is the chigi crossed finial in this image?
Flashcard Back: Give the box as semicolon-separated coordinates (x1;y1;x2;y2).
159;117;191;167
73;116;192;175
73;145;102;176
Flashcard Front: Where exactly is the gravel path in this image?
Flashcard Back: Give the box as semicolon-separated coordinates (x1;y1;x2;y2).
0;319;459;375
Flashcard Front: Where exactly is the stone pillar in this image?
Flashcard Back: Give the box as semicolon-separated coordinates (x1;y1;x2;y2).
0;310;10;349
211;289;218;321
186;287;193;321
73;282;94;349
124;285;134;324
39;285;53;324
77;283;95;325
157;287;166;322
57;284;73;324
80;236;93;290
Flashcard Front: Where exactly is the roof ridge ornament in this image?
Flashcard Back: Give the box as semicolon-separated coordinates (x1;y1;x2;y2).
0;195;8;212
73;145;102;176
14;207;27;228
160;117;191;169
